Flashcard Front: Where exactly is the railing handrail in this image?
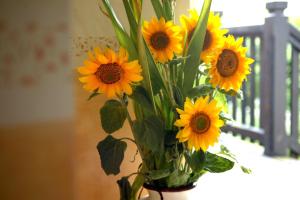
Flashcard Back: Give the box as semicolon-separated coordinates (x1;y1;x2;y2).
289;24;300;51
289;24;300;42
227;25;264;37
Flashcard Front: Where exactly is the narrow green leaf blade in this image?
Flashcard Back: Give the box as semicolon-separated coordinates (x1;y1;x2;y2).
137;14;165;95
97;135;127;175
102;0;138;60
123;0;138;41
150;0;165;19
182;0;212;94
162;0;173;20
130;174;145;200
100;100;127;134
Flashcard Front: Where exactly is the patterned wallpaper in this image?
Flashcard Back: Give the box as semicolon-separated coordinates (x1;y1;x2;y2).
0;0;73;125
0;19;69;88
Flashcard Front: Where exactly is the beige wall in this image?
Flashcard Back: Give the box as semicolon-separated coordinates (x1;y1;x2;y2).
0;0;190;200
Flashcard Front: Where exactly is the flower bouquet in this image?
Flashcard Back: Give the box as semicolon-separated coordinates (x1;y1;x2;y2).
77;0;253;199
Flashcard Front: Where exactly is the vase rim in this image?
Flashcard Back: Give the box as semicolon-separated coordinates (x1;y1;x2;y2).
143;183;196;193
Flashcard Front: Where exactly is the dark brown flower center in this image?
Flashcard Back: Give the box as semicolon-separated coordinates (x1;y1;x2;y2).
203;30;212;50
190;112;211;134
150;31;170;50
95;62;122;84
217;49;239;77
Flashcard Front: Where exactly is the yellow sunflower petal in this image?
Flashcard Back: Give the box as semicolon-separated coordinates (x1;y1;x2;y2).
175;96;224;151
77;47;142;98
143;17;182;63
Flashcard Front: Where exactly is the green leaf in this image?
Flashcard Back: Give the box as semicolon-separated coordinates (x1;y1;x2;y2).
117;177;132;200
129;0;142;22
185;150;205;173
214;90;228;113
240;166;252;174
148;169;171;180
186;84;213;99
100;100;127;134
123;0;138;42
97;135;127;175
150;0;165;19
204;152;234;173
182;0;212;94
164;130;178;147
219;111;232;122
219;89;244;100
162;0;173;20
102;0;138;60
167;170;189;188
132;116;165;152
87;89;100;100
130;86;154;112
187;171;206;184
173;85;184;107
130;174;145;200
137;24;165;94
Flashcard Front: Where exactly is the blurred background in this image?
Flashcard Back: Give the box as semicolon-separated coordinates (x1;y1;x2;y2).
0;0;299;200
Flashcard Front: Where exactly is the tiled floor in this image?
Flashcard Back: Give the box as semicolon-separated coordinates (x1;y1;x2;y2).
192;134;300;200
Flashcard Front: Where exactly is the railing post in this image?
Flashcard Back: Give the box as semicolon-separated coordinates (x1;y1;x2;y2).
261;2;289;156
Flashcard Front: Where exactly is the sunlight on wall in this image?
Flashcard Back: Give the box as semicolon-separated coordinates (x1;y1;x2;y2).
190;0;300;27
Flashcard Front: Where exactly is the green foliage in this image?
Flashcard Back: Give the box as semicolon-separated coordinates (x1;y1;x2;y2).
173;85;184;107
186;84;213;99
117;177;132;200
102;0;138;60
132;116;165;153
204;152;234;173
214;90;228;113
137;20;165;95
95;0;241;193
150;0;165;19
219;88;244;99
100;100;127;134
219;111;233;122
182;0;212;94
167;170;190;188
87;89;100;100
148;168;171;180
185;150;205;173
162;0;173;21
97;135;127;175
130;86;154;113
130;174;145;200
240;166;252;174
122;0;138;42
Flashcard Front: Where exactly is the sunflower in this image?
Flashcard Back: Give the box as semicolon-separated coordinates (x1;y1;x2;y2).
208;35;254;92
174;97;224;151
180;10;227;61
77;47;143;98
143;17;182;63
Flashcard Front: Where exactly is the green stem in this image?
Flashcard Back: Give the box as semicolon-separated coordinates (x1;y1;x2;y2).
120;137;136;144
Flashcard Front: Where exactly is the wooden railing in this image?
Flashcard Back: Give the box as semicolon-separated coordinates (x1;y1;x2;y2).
223;1;300;157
